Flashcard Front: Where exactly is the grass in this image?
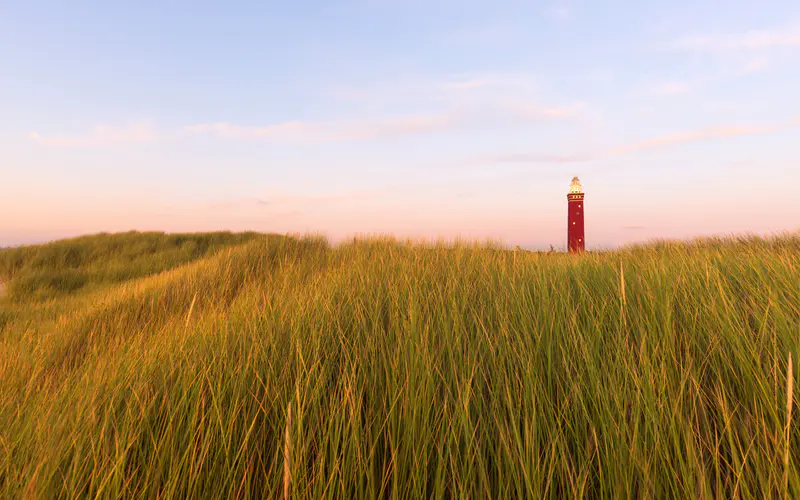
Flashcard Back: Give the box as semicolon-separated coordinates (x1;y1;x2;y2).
0;231;261;302
0;230;798;498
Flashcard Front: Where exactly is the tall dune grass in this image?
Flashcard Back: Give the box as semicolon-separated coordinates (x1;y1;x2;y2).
0;231;261;301
0;231;798;498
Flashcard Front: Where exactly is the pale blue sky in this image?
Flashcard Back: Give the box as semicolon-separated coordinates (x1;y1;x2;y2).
2;0;799;248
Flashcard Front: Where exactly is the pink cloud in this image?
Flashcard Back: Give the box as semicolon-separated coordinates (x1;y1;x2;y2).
607;121;794;156
185;105;578;144
651;82;693;95
186;71;581;144
194;188;387;219
462;152;590;168
473;117;800;168
440;79;491;90
674;27;800;51
743;58;770;73
545;5;572;21
185;113;456;142
29;124;156;147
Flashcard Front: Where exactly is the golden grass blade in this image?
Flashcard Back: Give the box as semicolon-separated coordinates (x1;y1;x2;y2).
785;353;794;497
284;403;292;500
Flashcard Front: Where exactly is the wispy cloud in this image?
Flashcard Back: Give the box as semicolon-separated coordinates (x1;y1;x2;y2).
478;116;800;168
466;152;589;168
28;124;156;147
327;71;549;114
650;81;694;95
607;121;794;156
436;72;537;93
645;55;772;98
186;102;580;143
195;188;388;220
509;102;584;120
743;58;770;72
440;79;491;90
673;26;800;52
256;189;385;207
440;21;522;47
545;4;572;21
622;225;645;230
185;113;457;142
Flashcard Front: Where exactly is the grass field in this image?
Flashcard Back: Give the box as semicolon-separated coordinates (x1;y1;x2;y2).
1;230;798;498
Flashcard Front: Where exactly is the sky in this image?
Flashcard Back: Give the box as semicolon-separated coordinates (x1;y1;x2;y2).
2;0;799;249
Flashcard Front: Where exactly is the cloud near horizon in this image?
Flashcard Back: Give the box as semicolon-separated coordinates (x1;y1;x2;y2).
198;187;388;214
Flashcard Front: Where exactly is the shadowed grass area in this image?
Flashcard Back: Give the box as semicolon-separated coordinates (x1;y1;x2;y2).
0;231;798;498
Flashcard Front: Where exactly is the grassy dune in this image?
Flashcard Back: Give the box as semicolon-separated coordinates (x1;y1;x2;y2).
1;231;798;498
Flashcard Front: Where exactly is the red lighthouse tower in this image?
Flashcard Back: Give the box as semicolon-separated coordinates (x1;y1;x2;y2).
567;176;585;253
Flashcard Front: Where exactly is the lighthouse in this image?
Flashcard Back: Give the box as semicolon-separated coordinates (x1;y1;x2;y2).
567;176;585;253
